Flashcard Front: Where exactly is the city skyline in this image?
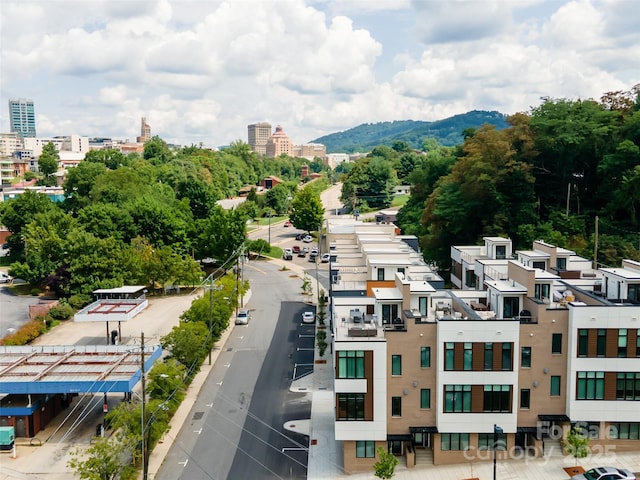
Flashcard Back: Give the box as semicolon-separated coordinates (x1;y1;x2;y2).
1;0;638;148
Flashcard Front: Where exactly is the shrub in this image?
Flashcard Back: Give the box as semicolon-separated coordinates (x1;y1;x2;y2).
0;318;47;345
30;288;41;296
48;303;75;320
68;294;92;309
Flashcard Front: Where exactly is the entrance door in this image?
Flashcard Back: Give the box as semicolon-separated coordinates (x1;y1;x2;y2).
413;432;431;448
15;417;26;437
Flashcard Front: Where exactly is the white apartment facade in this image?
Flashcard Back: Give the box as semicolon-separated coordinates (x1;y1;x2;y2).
326;221;640;473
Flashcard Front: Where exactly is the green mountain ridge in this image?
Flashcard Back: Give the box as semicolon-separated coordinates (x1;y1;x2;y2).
312;110;509;153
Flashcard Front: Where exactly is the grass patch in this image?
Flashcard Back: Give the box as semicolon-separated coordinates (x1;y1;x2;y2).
391;194;409;208
256;215;287;226
263;246;283;259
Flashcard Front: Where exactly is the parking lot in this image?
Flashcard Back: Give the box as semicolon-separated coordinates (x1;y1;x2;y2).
292;307;316;382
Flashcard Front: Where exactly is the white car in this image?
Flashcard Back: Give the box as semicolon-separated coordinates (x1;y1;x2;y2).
0;272;12;284
235;309;251;325
571;467;636;480
302;311;315;323
320;253;331;263
282;248;293;260
302;235;313;243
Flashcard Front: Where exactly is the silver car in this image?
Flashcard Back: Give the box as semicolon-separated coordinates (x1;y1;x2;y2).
571;466;636;480
235;309;251;325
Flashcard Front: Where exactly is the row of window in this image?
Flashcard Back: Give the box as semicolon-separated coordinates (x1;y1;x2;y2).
576;371;640;400
444;342;513;371
577;328;640;358
338;348;432;379
441;432;507;451
443;385;512;413
356;423;640;458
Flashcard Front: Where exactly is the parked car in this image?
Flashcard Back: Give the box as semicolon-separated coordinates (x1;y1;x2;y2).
297;249;307;257
302;235;313;243
235;309;251;325
284;220;292;227
302;311;315;323
321;253;330;263
311;247;318;254
292;245;301;254
282;248;293;260
0;272;13;284
308;252;318;262
295;233;304;241
571;467;636;480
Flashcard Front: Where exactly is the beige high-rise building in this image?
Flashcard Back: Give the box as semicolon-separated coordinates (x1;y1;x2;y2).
137;117;151;143
265;125;293;158
248;122;272;155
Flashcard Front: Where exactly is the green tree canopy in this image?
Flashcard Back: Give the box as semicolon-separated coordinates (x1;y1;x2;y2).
38;142;60;178
289;187;324;233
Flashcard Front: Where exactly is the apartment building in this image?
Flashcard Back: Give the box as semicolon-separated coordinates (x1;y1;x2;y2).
8;98;36;138
325;221;640;473
137;117;151;143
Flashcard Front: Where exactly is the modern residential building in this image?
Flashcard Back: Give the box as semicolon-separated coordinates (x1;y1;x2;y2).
247;122;272;155
324;221;640;473
8;98;36;138
265;125;294;158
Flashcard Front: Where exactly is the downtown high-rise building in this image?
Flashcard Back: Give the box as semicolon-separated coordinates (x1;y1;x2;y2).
8;98;36;138
247;122;272;155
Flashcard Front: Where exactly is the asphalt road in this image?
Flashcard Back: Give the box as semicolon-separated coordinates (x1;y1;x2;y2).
0;284;42;338
155;259;313;480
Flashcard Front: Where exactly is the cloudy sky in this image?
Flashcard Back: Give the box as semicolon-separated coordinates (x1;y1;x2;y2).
1;0;638;148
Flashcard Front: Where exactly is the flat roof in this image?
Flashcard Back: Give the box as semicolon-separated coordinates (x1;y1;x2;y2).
93;286;147;294
0;345;161;394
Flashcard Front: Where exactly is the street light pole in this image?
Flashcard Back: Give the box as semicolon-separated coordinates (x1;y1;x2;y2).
493;424;503;480
140;332;148;480
268;211;272;245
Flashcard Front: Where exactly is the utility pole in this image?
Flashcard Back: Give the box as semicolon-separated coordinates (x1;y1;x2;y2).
208;274;213;365
235;254;240;320
140;332;148;480
240;245;245;308
593;216;599;270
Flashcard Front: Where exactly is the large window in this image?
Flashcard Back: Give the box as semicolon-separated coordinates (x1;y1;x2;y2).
576;371;605;400
556;257;567;270
550;376;561;396
628;284;640;303
441;433;470;451
534;283;550;300
444;385;472;412
521;346;531;368
355;441;375;458
597;329;607;356
503;297;519;318
382;304;398;324
420;389;431;409
552;333;562;354
618;329;628;357
463;342;473;370
445;342;454;370
419;297;428;316
495;245;506;259
616;372;640;400
391;396;402;417
484;343;493;370
609;423;640;440
520;389;530;409
337;394;365;420
483;385;511;412
420;346;431;368
337;351;365;379
637;334;640;357
578;329;588;357
478;433;507;451
391;355;402;376
377;268;385;281
502;343;512;370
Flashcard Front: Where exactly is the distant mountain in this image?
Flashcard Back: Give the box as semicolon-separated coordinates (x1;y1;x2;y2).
312;110;509;153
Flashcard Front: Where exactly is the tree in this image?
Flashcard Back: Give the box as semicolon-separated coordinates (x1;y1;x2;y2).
68;436;136;480
160;322;210;376
373;446;398;479
289;187;324;233
38;142;59;178
143;136;173;165
562;426;589;465
84;148;127;170
265;183;292;215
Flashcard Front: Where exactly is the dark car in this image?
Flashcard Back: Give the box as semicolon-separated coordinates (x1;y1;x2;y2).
309;252;318;262
295;233;304;241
